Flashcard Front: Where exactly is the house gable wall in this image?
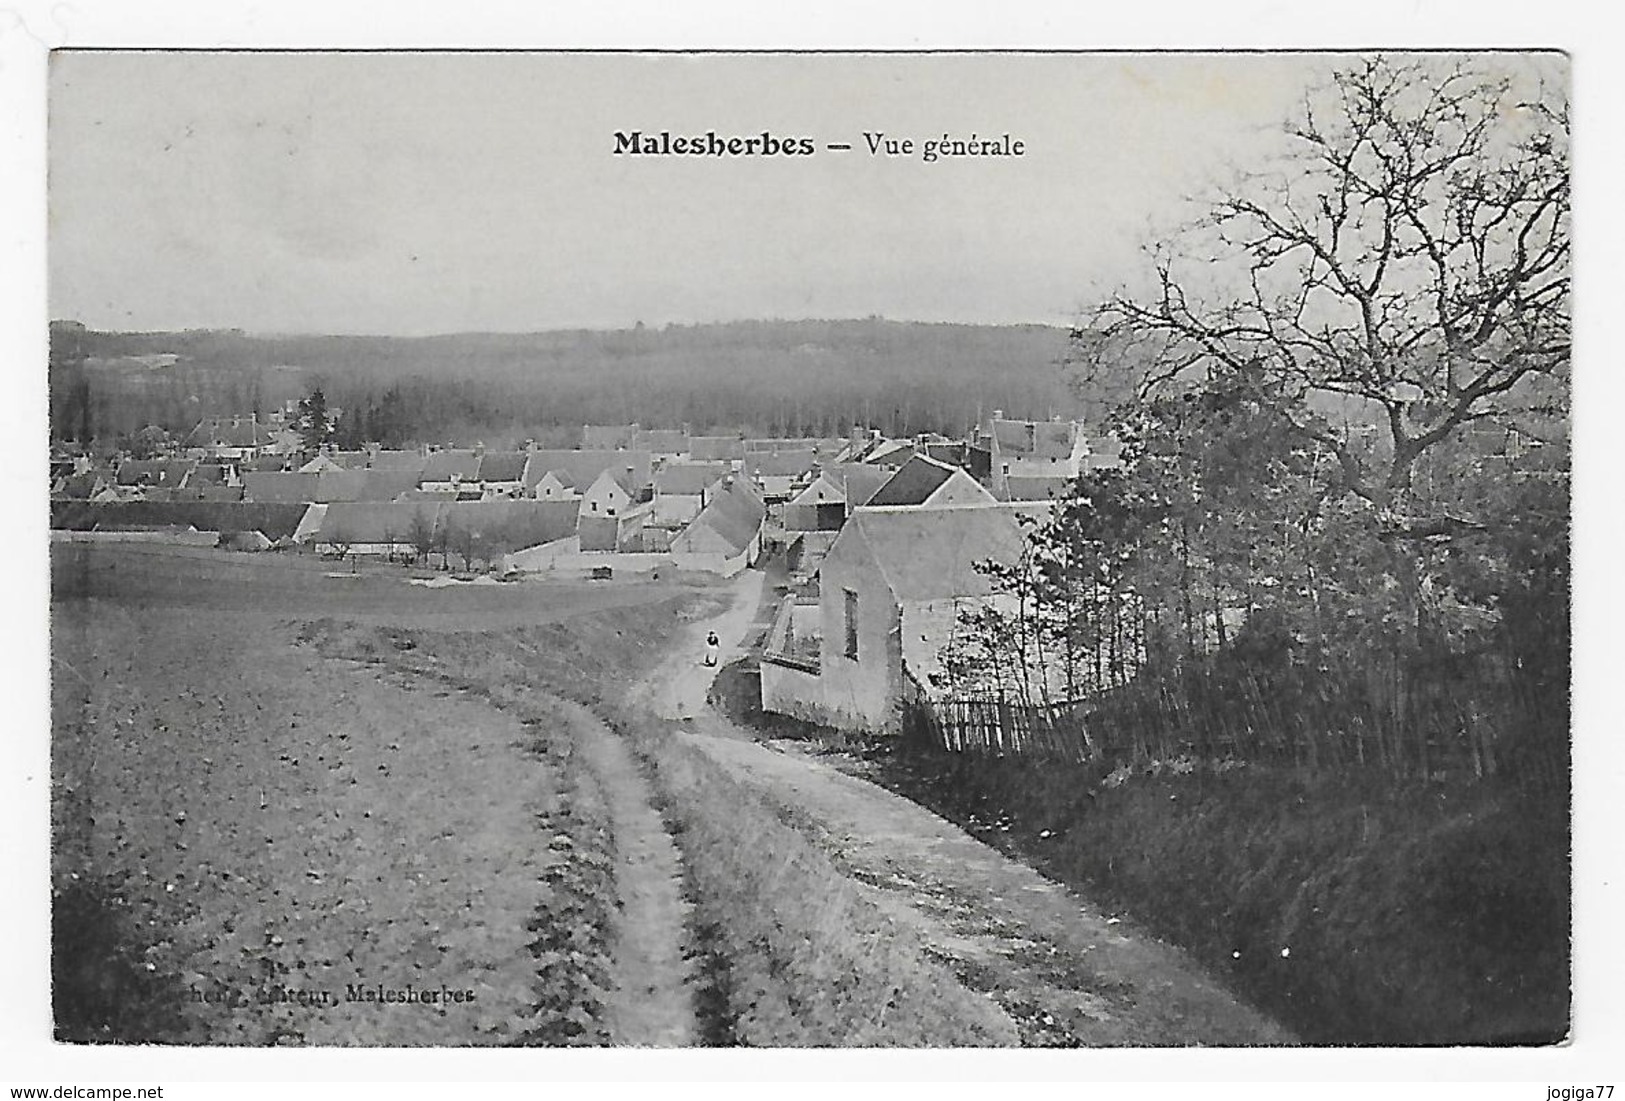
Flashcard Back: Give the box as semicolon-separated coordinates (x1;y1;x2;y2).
812;527;905;734
923;468;998;507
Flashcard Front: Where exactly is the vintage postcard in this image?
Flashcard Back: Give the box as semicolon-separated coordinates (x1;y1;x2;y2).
31;43;1579;1077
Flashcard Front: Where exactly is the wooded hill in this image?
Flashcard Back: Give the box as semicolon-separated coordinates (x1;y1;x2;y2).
49;318;1093;447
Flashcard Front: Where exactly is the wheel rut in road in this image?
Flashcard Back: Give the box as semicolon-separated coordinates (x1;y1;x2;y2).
549;693;698;1047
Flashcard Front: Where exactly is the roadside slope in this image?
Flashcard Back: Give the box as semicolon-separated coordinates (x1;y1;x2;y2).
642;574;1293;1046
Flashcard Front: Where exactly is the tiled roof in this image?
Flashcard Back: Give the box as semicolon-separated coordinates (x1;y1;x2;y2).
676;478;764;556
420;450;481;482
840;504;1028;603
477;451;529;483
115;459;195;489
183;416;278;450
582;424;639;450
743;450;817;478
688;436;745;462
867;455;956;507
655;462;731;497
831;463;890;507
524;450;652;492
635;429;690;453
241;471;320;503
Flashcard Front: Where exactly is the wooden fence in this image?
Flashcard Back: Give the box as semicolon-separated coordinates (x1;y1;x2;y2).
904;695;1094;763
905;646;1568;792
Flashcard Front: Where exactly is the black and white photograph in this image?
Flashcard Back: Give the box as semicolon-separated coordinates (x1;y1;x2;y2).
8;14;1609;1088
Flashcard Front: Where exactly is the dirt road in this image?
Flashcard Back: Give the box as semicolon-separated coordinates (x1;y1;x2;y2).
640;571;1294;1046
547;695;697;1046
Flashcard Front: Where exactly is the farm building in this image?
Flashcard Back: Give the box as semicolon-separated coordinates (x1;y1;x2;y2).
782;471;848;533
418;450;483;494
744;437;847;460
857;438;916;468
669;477;765;576
866;454;997;509
51;471;111;500
312;502;438;557
350;469;425;502
577;502;650;553
531;469;577;500
180;416;284;461
582;423;639;450
634;428;690;459
187;463;239;488
579;467;639;521
743;450;817;501
444;499;583;557
653;462;732;527
828;464;890;509
328;448;429;473
524;450;653;499
171;484;246;503
310;499;580;560
979;414;1120;497
116;459;196;494
476;451;530;498
759;503;1028;735
241;471;321;504
688;436;746;463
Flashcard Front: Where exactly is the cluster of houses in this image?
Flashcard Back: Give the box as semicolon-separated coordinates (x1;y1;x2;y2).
754;412;1124;737
53;411;1126;713
52;401;1131;733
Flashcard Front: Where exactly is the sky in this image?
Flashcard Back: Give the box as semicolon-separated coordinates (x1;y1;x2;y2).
46;50;1534;335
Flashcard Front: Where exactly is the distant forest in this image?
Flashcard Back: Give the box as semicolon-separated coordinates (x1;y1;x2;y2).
48;319;1113;448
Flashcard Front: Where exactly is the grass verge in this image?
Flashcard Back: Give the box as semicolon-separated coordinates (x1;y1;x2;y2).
710;660;1570;1046
602;704;1018;1046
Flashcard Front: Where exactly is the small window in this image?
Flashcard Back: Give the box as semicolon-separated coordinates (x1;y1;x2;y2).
591;501;598;512
843;589;859;660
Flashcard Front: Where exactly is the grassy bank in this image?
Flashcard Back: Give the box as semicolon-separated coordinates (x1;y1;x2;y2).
604;706;1017;1047
711;660;1570;1045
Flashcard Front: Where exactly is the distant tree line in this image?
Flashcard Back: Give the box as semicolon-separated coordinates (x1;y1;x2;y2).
49;318;1080;451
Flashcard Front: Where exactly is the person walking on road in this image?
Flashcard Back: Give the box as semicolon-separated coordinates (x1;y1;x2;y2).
704;630;720;668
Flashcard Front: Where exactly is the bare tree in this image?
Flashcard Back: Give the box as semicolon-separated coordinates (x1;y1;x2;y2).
407;508;435;566
1074;56;1569;543
443;517;475;573
324;520;353;560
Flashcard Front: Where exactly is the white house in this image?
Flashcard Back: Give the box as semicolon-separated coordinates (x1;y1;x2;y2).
759;503;1029;735
653;461;731;527
669;477;765;576
531;469;578;500
580;467;635;520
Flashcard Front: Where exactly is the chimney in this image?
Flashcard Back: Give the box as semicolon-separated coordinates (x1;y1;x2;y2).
992;409;1004;422
474;441;486;459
